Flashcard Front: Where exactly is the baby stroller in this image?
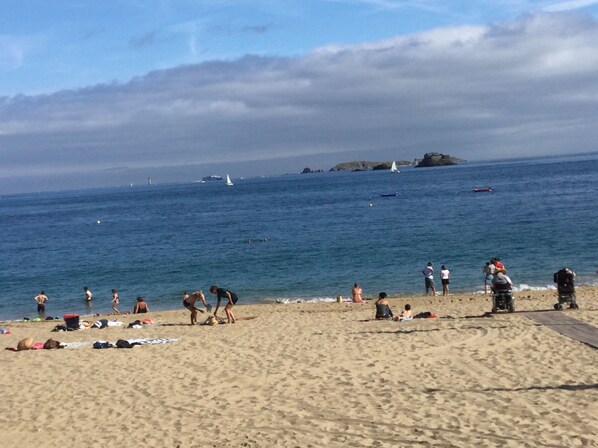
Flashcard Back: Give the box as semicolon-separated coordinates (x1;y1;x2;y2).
553;268;578;310
492;285;515;313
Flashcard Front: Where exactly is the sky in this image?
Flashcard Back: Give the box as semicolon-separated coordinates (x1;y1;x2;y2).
1;0;598;193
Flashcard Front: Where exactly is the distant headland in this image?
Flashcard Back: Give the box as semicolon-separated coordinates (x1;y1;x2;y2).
300;153;464;173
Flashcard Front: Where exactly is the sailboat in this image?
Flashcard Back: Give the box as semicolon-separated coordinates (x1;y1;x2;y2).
225;174;234;186
390;161;400;173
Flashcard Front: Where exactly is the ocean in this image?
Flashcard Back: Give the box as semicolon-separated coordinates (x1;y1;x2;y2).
1;154;597;320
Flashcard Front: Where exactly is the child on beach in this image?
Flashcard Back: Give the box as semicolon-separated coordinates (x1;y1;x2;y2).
111;289;119;314
399;304;413;321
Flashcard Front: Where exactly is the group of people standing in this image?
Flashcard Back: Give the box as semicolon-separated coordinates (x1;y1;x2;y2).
421;262;451;296
482;258;512;293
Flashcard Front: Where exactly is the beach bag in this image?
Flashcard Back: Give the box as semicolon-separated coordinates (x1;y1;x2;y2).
115;339;133;349
92;341;112;349
43;338;62;349
64;314;80;330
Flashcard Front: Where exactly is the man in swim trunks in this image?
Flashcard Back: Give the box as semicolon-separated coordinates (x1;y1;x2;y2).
210;285;238;324
34;291;48;314
182;290;210;325
84;286;93;303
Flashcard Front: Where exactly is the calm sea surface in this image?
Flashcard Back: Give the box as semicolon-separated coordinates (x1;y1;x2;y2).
1;155;597;320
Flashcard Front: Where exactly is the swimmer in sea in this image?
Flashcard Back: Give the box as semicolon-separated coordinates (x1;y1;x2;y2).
34;290;48;315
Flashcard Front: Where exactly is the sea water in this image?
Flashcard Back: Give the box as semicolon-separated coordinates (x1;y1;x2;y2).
1;154;597;319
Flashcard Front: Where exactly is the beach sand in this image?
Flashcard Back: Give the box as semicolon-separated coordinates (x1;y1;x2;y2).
1;288;597;447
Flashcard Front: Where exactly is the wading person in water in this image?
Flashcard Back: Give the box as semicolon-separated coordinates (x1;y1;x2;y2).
34;291;48;315
84;286;93;303
210;285;238;324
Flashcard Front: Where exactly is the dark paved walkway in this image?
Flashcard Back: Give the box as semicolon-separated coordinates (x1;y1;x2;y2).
524;311;598;349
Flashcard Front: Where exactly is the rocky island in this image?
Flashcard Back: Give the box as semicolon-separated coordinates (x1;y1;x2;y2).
414;152;466;168
329;160;411;172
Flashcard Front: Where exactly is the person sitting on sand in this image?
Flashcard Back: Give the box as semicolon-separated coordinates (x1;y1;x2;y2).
399;304;413;321
210;285;238;324
183;290;210;325
133;297;149;314
375;292;394;320
352;282;364;303
34;291;48;315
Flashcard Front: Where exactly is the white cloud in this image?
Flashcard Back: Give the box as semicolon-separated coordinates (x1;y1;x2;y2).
1;12;597;192
544;0;598;12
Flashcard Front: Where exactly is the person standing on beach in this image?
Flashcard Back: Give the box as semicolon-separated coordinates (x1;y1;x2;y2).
182;290;210;325
111;289;120;314
210;285;238;324
352;282;364;303
440;265;450;296
483;262;494;294
422;262;436;296
34;291;48;315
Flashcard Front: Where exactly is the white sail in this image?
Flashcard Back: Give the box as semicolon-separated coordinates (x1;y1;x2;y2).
390;161;400;173
225;174;234;186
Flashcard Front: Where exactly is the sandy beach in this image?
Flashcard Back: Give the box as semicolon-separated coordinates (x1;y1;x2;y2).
1;288;597;448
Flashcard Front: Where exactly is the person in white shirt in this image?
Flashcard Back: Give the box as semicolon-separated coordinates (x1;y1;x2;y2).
440;265;450;295
421;262;436;296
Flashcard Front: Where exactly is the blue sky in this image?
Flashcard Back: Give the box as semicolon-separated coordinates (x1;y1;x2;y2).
2;1;598;192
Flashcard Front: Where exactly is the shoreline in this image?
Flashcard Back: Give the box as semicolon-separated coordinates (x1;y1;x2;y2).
3;285;598;325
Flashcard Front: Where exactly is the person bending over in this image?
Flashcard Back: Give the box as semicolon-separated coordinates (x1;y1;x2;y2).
183;290;210;325
210;285;238;324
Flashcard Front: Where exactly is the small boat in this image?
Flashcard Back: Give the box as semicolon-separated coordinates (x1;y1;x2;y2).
473;187;493;193
380;192;399;197
202;175;223;181
390;161;400;173
225;174;234;186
